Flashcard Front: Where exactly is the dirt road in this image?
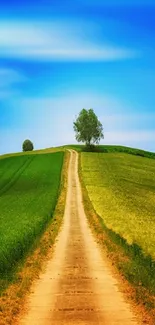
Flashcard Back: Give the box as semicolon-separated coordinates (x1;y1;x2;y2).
20;150;138;325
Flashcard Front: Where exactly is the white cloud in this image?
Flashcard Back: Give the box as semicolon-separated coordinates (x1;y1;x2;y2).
100;113;155;131
105;130;155;142
104;130;155;152
0;68;26;87
0;21;137;61
0;68;26;99
19;93;127;117
101;113;155;122
13;93;155;133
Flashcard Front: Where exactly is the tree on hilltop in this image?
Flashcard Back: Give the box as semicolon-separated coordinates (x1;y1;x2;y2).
22;139;34;152
73;108;104;147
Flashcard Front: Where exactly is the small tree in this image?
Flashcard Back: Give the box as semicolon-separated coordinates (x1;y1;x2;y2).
73;108;104;147
22;139;34;152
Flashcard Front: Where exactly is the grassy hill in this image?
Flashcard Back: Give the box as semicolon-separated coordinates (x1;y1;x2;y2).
81;152;155;259
0;146;64;160
0;151;64;287
1;144;155;160
80;150;155;302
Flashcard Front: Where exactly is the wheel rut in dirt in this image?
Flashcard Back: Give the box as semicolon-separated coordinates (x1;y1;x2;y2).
20;150;138;325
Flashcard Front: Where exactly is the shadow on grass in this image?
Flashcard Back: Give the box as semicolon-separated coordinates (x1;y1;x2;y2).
98;216;155;296
66;144;155;159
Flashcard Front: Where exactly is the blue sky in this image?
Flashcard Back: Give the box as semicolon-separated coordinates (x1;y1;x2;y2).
0;0;155;154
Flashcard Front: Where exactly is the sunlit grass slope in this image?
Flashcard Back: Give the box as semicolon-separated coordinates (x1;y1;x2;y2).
0;152;64;277
0;146;64;160
81;152;155;259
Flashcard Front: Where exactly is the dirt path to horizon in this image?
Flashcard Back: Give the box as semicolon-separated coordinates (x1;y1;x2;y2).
20;150;138;325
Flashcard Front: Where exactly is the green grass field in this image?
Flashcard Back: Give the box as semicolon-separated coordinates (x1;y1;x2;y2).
0;152;64;278
81;152;155;260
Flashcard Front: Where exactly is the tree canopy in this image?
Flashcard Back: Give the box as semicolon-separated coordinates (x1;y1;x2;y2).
73;108;104;146
22;139;34;152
